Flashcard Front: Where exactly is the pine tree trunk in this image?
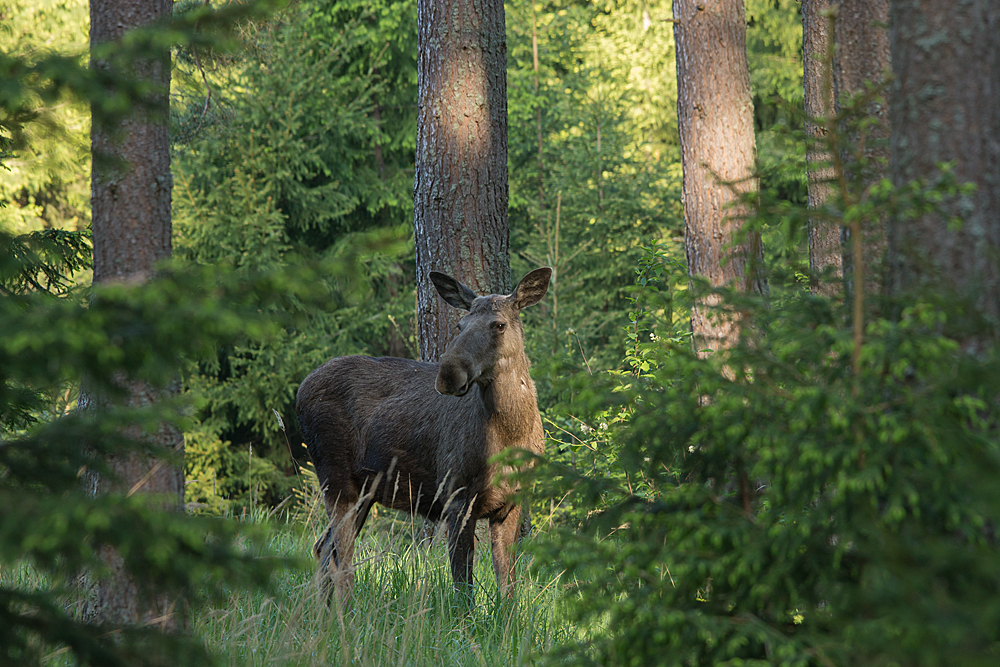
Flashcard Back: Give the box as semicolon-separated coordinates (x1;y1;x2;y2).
834;0;890;297
87;0;182;628
673;0;764;356
413;0;510;362
887;0;1000;352
802;0;841;295
832;0;891;114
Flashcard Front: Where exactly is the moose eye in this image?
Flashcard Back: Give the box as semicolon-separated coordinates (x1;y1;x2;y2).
493;321;506;334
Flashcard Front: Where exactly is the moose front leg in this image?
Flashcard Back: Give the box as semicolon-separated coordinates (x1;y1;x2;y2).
446;508;477;602
489;503;522;598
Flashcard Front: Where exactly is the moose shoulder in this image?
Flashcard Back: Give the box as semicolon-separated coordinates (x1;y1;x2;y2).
295;267;551;601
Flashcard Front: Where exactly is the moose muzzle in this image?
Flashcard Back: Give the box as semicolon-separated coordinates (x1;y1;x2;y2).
436;359;472;396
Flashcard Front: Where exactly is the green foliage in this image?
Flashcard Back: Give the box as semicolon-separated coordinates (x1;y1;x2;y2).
174;8;378;250
173;0;416;510
0;5;331;663
174;0;417;241
0;0;280;234
0;227;91;433
0;227;90;297
506;0;805;379
746;0;804;106
540;289;1000;666
300;0;418;219
0;0;90;233
530;87;1000;664
506;0;684;379
0;224;340;664
747;0;807;209
527;239;688;529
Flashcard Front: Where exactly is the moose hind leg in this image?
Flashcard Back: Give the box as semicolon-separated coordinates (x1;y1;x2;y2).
489;504;522;599
313;524;339;602
315;499;365;604
313;524;338;573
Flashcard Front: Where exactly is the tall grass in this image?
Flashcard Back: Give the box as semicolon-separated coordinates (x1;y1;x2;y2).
0;476;577;666
193;476;577;667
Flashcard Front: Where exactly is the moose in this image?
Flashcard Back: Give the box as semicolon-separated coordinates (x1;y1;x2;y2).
296;267;551;602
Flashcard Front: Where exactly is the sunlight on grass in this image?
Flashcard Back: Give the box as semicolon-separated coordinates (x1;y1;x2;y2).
0;476;580;667
192;511;572;667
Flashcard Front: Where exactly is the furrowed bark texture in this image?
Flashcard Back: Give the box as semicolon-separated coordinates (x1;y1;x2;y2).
673;0;763;356
414;0;510;362
91;0;172;281
834;0;890;297
87;0;183;628
802;0;841;295
833;0;890;120
888;0;1000;348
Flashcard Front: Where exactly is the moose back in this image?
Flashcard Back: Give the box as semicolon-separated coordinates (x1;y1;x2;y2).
295;267;551;601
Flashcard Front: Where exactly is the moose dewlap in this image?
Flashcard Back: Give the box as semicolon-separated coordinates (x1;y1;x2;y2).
295;267;551;602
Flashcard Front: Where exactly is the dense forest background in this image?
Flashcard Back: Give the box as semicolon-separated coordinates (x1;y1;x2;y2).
3;0;999;665
2;0;803;509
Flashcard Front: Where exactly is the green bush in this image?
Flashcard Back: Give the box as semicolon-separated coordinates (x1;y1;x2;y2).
0;226;325;665
539;284;1000;666
0;8;331;658
0;0;90;234
172;0;415;509
530;99;1000;666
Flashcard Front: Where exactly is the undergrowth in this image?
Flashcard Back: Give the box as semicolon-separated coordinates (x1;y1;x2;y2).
176;467;577;667
191;507;576;667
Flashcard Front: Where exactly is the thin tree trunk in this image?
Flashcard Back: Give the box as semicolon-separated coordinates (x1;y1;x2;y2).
887;0;1000;352
86;0;182;628
414;0;510;362
673;0;764;357
834;0;890;298
802;0;840;295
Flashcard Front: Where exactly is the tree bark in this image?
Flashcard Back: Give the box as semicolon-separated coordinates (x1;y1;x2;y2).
832;0;891;118
91;0;172;283
887;0;1000;351
673;0;764;356
414;0;510;362
834;0;890;297
802;0;841;295
87;0;182;628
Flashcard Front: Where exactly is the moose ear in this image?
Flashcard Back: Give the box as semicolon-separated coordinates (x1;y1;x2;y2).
510;267;552;311
430;271;478;310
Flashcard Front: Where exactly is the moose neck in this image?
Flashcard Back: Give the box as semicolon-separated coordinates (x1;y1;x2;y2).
479;352;539;446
